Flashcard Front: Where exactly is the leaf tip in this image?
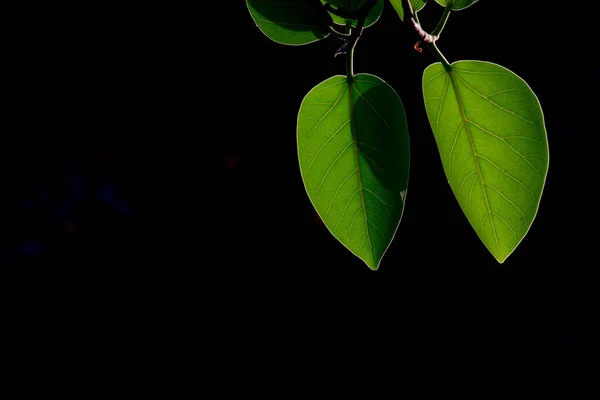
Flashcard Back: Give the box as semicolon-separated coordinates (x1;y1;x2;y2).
494;253;508;264
363;256;381;271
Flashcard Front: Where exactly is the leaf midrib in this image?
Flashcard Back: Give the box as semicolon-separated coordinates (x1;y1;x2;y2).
447;67;500;254
348;79;374;265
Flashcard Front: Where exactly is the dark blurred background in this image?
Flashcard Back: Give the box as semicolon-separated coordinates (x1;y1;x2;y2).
217;0;595;363
5;0;596;380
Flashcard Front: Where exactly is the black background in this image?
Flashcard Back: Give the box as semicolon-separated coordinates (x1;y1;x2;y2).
219;0;595;365
5;0;597;382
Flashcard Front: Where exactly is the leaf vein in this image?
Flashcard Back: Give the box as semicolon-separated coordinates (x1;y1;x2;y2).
477;154;536;199
324;169;357;223
454;73;539;127
467;119;542;176
314;140;354;198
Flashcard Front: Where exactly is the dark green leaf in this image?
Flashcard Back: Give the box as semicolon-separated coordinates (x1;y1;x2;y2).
321;0;384;28
388;0;427;21
434;0;478;11
247;0;332;45
298;74;410;270
422;61;549;262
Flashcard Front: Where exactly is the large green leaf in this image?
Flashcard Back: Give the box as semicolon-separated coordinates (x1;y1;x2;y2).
321;0;384;28
422;61;549;262
388;0;427;21
298;74;410;270
247;0;332;45
434;0;478;10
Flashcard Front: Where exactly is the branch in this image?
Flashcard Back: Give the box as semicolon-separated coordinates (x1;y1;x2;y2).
431;1;452;37
323;1;377;76
402;0;437;45
328;25;351;40
402;0;451;67
343;17;366;80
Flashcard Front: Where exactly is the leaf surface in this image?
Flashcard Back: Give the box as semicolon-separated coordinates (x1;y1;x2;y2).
434;0;478;11
298;74;410;269
321;0;384;28
388;0;427;21
247;0;331;45
422;61;549;262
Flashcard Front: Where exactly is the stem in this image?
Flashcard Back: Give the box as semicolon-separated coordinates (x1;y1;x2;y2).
427;43;451;69
328;25;351;40
431;2;452;37
402;0;452;68
401;0;417;22
412;0;421;25
413;11;420;25
346;22;354;80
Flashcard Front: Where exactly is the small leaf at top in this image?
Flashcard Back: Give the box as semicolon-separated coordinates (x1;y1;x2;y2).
388;0;427;21
422;60;549;263
247;0;332;45
321;0;384;28
434;0;478;10
298;74;410;270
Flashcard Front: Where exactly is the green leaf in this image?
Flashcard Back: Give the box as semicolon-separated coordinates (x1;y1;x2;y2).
388;0;427;21
298;74;410;270
434;0;478;11
321;0;384;28
321;0;343;7
422;61;549;263
247;0;332;45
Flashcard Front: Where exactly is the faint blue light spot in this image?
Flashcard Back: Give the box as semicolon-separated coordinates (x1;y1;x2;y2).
100;182;131;214
20;241;43;254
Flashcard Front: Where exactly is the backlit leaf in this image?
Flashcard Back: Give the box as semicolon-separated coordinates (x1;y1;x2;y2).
321;0;384;28
388;0;427;21
422;61;549;262
298;74;410;270
247;0;332;45
434;0;478;11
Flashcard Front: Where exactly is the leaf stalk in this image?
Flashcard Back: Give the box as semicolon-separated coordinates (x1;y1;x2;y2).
431;2;452;37
402;0;452;68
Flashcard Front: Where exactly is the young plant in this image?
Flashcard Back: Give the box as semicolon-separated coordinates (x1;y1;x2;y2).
246;0;549;269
